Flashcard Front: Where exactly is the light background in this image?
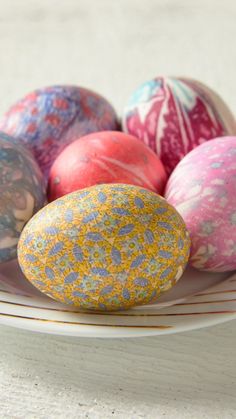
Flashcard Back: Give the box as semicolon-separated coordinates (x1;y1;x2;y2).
0;1;235;418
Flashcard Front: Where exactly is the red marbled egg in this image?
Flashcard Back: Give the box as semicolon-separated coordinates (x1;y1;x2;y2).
48;131;167;201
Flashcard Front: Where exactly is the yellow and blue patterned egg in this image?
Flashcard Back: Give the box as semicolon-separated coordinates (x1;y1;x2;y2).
18;184;190;311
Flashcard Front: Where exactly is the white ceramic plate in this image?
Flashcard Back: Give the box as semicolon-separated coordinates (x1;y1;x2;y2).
0;260;235;338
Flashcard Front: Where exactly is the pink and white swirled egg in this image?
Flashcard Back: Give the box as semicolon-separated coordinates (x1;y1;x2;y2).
122;77;236;174
0;85;119;177
165;136;236;272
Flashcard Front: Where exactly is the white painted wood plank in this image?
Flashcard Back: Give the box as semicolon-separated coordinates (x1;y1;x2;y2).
0;322;236;418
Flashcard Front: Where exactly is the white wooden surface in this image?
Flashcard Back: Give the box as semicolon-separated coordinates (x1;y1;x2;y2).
0;1;235;417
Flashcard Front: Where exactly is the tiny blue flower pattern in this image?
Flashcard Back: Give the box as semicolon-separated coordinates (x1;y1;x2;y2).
18;184;190;311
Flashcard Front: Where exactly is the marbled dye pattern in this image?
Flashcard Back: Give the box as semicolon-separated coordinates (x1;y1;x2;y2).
48;131;167;201
18;184;190;311
0;86;119;177
0;132;46;263
122;77;236;175
165;136;236;272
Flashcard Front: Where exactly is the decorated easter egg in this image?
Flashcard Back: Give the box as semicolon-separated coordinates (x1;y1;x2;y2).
0;132;46;263
122;77;236;175
48;131;167;201
165;136;236;272
18;184;190;311
0;85;119;177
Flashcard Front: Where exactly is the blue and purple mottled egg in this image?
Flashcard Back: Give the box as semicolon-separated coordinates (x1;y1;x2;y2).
0;132;46;263
0;86;119;177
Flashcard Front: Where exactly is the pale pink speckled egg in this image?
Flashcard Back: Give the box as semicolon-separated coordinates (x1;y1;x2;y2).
122;77;236;175
165;136;236;272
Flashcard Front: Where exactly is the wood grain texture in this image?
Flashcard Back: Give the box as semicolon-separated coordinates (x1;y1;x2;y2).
0;323;236;419
0;0;235;417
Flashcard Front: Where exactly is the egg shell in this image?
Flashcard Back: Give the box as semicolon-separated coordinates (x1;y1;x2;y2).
0;132;46;263
122;77;236;175
48;131;167;201
0;85;119;177
18;184;190;311
165;136;236;272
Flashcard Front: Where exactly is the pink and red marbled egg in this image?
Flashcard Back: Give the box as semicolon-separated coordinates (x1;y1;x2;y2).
48;131;167;201
0;86;119;177
123;77;236;175
165;136;236;272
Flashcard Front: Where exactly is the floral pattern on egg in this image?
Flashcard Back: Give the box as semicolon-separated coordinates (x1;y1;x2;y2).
165;136;236;272
0;86;119;177
0;132;46;263
18;184;190;311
